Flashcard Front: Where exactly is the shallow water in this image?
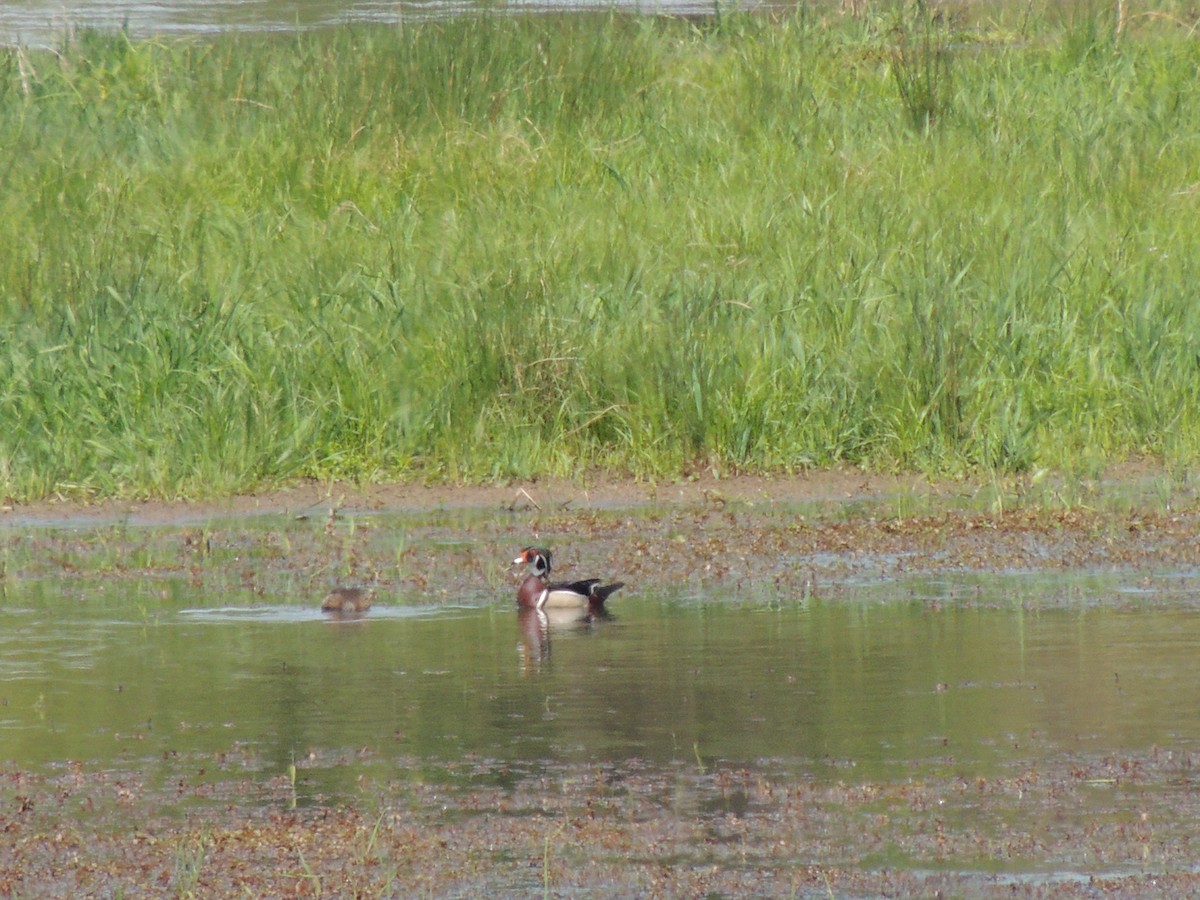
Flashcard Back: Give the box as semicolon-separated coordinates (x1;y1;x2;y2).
4;558;1200;808
5;498;1200;893
0;0;772;46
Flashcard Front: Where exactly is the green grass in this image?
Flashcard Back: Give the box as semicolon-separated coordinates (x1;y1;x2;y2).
2;5;1199;500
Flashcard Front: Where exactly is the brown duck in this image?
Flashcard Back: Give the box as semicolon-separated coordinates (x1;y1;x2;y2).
321;587;375;613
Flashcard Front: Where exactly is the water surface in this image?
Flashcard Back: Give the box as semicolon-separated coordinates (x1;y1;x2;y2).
0;0;765;46
3;565;1200;808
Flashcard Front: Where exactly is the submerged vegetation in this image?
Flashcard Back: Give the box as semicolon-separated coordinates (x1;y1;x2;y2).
1;3;1198;499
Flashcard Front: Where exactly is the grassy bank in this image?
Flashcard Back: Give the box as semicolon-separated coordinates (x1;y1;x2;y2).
1;5;1198;500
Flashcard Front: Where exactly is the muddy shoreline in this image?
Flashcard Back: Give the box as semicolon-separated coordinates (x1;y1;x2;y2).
5;464;1199;601
2;468;960;525
5;749;1198;897
4;465;1200;896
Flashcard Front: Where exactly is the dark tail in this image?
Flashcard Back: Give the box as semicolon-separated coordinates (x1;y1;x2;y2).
589;582;625;607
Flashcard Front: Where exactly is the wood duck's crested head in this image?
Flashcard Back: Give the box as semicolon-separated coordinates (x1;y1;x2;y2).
514;546;552;579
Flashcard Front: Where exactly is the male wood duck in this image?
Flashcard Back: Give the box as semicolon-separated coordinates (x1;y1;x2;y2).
321;586;375;613
512;546;624;612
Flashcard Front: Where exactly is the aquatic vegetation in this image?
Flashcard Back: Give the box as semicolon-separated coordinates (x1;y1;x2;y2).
1;8;1199;499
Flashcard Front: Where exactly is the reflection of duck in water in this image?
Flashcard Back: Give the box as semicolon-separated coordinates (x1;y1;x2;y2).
512;547;624;614
320;587;375;614
517;604;609;671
